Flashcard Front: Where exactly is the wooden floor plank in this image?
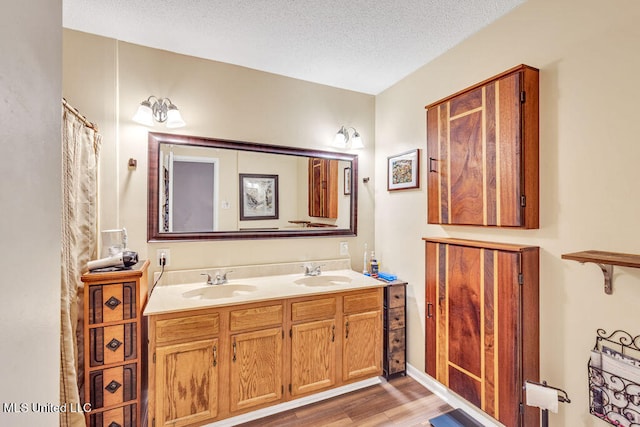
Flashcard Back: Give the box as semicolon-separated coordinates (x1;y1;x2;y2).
237;376;452;426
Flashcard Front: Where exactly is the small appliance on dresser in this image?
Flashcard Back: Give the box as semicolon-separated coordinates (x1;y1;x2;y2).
81;259;149;427
383;280;407;378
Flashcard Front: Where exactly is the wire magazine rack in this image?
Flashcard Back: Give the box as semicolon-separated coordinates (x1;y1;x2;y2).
589;329;640;426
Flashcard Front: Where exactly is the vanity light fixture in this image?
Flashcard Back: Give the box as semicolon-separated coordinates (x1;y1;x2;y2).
332;126;364;149
132;96;186;128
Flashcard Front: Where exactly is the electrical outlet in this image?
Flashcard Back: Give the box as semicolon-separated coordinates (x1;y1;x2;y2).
156;249;170;267
339;241;349;256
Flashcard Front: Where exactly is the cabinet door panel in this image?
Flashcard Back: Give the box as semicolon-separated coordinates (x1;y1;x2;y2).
155;339;218;427
449;366;482;408
291;319;336;396
343;310;381;381
230;327;283;412
449;110;484;225
447;245;482;377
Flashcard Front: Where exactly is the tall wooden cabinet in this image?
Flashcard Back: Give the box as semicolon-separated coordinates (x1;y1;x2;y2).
308;157;338;218
424;238;539;427
81;260;149;427
425;64;539;228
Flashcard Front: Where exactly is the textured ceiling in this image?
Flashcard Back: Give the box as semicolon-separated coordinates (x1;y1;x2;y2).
63;0;524;94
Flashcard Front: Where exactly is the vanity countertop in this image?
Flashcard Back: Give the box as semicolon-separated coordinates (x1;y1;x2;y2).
144;263;385;316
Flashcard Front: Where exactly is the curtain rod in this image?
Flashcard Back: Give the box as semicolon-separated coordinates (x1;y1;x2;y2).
62;98;98;132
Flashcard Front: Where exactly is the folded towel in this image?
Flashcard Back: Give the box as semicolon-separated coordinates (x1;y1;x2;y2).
377;272;397;281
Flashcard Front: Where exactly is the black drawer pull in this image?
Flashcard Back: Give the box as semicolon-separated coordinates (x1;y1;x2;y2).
104;296;121;310
394;317;400;321
394;294;400;299
106;338;122;352
105;380;122;394
108;422;122;427
394;338;400;343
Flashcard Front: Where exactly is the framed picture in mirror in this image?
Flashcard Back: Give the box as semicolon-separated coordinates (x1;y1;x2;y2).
344;167;352;195
239;173;279;220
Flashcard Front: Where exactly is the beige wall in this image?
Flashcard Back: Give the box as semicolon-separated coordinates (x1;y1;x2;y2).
63;30;375;274
1;2;61;426
375;0;640;425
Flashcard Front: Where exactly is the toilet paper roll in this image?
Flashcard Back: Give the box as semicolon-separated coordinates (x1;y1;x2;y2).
526;382;559;413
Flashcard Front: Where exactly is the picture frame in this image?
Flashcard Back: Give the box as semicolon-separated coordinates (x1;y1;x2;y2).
387;149;420;191
239;173;279;220
344;167;352;195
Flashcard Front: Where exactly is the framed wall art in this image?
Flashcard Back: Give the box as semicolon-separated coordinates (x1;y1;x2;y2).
387;149;420;191
239;173;279;220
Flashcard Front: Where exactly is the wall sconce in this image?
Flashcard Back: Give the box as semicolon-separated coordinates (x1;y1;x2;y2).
132;96;186;128
331;126;364;149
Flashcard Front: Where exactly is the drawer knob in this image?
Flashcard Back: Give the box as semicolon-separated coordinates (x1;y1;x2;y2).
106;338;122;352
105;380;122;394
104;296;121;310
108;422;122;427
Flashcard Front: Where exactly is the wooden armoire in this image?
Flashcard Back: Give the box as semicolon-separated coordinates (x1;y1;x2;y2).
424;238;539;427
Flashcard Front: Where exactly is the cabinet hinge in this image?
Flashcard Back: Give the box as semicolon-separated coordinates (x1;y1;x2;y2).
518;273;524;285
289;329;292;338
152;418;155;427
520;91;526;103
520;195;526;207
153;352;156;363
288;384;292;393
520;403;524;414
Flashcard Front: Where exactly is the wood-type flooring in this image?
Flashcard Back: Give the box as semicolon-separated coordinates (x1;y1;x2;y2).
237;375;453;427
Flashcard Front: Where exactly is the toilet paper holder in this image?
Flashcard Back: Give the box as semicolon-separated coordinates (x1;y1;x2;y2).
524;380;570;427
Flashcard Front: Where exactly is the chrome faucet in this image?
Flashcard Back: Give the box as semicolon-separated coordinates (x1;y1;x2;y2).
302;263;323;276
201;270;233;285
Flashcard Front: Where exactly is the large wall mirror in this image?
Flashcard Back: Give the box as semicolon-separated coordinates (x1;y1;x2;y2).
148;132;358;241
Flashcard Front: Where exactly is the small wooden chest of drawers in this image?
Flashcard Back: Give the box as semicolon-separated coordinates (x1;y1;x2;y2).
81;260;149;427
383;281;407;378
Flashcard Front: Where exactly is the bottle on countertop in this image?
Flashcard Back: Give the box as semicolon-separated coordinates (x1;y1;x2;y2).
369;251;379;278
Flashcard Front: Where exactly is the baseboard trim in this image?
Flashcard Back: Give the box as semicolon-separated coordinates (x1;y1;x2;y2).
204;377;382;426
405;364;504;427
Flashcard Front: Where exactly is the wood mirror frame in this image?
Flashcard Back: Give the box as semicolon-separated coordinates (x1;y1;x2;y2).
147;132;358;241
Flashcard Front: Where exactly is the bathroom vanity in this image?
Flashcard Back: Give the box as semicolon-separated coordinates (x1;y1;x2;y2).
144;261;384;427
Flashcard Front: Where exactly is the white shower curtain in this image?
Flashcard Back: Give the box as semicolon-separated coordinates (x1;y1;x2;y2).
60;100;101;427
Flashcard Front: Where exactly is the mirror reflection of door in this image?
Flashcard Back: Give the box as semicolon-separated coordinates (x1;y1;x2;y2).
168;153;218;232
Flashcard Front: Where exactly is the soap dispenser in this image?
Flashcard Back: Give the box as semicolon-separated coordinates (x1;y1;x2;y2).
369;251;379;278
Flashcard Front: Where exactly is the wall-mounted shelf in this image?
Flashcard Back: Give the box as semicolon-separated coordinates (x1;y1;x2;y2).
561;250;640;294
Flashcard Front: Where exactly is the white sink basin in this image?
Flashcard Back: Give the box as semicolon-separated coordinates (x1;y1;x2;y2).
182;284;258;300
294;275;353;287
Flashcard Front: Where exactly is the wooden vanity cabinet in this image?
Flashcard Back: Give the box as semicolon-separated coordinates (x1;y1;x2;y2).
308;157;338;218
289;297;337;396
425;64;539;228
424;238;539;427
150;311;220;427
81;260;149;427
147;287;383;426
342;289;383;382
228;303;284;412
